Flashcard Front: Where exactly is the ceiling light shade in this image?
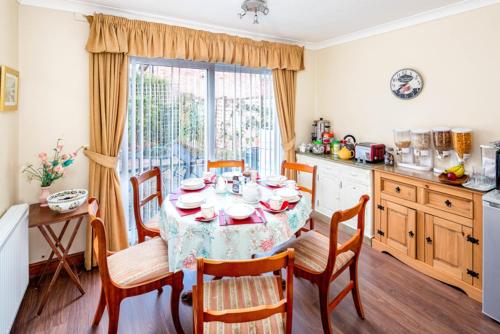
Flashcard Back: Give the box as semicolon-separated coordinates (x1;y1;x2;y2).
238;0;269;24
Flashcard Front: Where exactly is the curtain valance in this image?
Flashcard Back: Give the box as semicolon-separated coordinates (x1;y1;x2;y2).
86;14;305;71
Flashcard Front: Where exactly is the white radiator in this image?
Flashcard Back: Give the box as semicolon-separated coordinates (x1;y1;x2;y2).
0;204;29;334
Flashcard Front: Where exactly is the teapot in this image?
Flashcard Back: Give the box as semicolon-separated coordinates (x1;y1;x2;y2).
215;176;227;194
338;146;354;160
242;182;261;203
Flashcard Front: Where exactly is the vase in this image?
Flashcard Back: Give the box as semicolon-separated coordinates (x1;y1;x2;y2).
39;186;51;207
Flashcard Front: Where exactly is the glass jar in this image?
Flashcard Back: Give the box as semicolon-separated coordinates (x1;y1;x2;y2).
411;129;432;151
432;127;452;152
393;129;411;150
451;128;473;160
332;140;341;157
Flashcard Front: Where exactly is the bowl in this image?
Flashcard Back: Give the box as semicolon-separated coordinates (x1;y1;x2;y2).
47;189;88;213
181;178;205;190
266;175;287;186
225;204;255;220
275;188;299;200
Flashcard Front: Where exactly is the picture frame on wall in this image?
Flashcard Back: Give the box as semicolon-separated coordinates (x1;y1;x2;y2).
0;65;19;111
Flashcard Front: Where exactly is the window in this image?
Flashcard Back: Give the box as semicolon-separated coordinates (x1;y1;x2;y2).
119;57;282;239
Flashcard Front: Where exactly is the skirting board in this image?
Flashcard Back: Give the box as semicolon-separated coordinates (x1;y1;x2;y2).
29;252;85;278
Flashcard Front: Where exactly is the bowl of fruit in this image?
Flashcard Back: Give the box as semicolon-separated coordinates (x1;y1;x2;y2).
439;164;469;186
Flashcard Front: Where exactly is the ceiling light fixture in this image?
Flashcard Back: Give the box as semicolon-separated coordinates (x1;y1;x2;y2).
238;0;269;24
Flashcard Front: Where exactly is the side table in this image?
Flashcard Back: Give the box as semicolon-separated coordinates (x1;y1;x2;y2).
29;203;87;315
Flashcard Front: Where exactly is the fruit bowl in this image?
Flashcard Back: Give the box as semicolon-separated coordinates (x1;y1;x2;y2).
438;173;469;186
47;189;88;213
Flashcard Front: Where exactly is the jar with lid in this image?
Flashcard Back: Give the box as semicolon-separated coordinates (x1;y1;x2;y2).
332;140;341;157
451;128;473;161
385;147;395;166
393;129;411;152
411;129;432;151
323;138;331;155
432;127;452;153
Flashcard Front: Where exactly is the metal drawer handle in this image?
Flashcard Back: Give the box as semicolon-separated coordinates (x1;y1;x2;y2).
445;200;452;207
395;186;401;193
426;236;433;244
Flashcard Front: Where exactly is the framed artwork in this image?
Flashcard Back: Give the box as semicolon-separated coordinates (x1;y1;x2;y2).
0;65;19;111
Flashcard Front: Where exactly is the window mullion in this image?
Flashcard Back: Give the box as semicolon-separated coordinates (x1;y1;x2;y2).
207;65;216;162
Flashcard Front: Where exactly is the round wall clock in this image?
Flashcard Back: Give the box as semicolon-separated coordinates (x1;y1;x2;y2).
390;68;423;100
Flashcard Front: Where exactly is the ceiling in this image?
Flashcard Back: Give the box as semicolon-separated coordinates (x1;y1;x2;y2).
24;0;496;47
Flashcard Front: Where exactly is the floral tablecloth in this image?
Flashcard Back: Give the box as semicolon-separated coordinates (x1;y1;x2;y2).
159;185;312;272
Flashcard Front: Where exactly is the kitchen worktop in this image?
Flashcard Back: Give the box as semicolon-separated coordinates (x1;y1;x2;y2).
297;152;486;194
297;152;383;170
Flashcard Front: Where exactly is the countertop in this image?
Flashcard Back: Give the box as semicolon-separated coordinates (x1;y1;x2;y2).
297;152;383;170
297;152;486;194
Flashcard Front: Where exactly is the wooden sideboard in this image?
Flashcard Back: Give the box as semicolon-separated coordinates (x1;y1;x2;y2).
372;169;483;302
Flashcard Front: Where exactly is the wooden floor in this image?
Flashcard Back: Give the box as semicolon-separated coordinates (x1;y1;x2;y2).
12;221;500;334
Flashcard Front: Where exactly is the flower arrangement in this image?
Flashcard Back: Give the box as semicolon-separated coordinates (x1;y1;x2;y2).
22;139;83;187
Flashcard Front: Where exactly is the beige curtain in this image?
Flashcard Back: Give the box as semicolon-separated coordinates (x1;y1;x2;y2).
273;69;297;178
86;14;304;71
84;14;304;268
84;53;129;270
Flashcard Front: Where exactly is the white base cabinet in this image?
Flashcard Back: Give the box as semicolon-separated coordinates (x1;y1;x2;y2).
297;154;373;238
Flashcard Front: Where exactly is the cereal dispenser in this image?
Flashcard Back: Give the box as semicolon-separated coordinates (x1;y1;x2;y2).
451;128;473;164
393;129;413;165
410;129;433;171
432;127;458;174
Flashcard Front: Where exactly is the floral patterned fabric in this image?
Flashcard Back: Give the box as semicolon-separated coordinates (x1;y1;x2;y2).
159;186;312;271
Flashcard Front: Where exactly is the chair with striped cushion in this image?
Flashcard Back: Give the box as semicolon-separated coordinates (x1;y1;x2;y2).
130;167;163;243
193;249;295;334
88;198;185;334
278;195;369;334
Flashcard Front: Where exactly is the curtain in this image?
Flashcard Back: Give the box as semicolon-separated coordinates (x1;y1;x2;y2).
84;53;129;269
86;14;304;71
273;69;297;178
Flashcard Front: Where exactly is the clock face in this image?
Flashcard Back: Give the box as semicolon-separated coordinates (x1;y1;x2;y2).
390;69;423;100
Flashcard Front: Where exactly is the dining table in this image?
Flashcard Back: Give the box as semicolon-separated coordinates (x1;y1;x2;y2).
159;182;312;272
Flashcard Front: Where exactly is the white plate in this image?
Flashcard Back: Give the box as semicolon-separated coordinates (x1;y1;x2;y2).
286;196;301;203
176;200;202;209
275;188;299;200
180;183;205;191
265;175;287;186
181;178;205;189
225;204;255;220
179;193;205;206
222;171;241;180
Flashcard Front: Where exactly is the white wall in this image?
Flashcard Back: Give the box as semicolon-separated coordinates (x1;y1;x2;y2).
19;6;89;263
304;4;500;167
0;0;19;216
295;49;317;145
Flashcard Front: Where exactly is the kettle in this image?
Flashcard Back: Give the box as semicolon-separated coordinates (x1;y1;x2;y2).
338;146;355;160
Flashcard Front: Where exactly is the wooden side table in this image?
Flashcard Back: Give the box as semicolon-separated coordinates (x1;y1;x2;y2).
29;203;87;315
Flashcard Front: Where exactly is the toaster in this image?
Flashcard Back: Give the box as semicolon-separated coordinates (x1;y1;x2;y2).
355;142;386;163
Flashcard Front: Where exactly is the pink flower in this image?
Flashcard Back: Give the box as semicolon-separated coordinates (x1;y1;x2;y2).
260;238;275;252
38;152;47;161
71;151;78;158
54;165;64;174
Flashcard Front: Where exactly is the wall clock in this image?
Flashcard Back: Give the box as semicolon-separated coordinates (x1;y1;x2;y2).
390;68;423;100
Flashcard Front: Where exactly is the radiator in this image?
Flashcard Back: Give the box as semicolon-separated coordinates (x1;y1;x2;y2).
0;204;29;334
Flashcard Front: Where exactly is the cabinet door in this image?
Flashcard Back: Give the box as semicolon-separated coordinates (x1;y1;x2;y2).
424;215;473;284
380;200;416;258
316;170;341;217
340;179;370;231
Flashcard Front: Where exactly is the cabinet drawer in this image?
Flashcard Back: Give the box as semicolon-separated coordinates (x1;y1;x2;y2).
381;178;416;202
426;190;473;218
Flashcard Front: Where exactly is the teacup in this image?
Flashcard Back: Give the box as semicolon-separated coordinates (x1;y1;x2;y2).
285;180;297;189
201;203;215;219
269;195;284;211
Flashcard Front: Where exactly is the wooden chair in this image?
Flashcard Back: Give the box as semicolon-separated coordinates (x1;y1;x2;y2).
88;198;185;334
130;167;162;243
193;249;295;334
281;160;317;232
276;195;369;334
207;159;245;172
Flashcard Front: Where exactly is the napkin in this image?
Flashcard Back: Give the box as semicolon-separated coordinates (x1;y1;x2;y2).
259;201;289;212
